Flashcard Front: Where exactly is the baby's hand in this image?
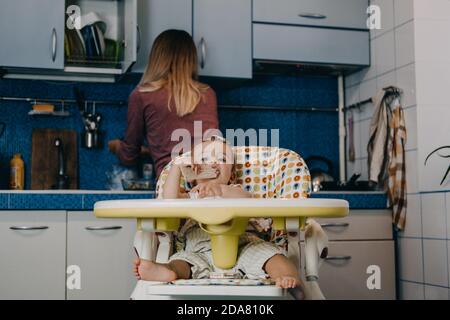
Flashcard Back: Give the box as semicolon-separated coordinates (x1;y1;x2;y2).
191;181;223;198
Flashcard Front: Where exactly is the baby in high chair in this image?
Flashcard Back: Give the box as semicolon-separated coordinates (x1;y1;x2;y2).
133;137;304;299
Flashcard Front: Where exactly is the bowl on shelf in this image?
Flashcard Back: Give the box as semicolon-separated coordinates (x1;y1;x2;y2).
121;179;153;191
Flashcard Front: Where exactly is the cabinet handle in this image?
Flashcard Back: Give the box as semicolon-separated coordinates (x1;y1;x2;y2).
10;226;49;231
199;38;206;69
136;25;141;54
298;13;327;19
51;28;57;62
325;255;352;261
85;226;123;231
320;222;350;228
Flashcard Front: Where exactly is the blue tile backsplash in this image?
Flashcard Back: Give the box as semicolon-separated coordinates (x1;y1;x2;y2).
0;74;338;190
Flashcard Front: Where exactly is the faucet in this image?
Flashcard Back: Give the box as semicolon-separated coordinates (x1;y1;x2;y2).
53;138;69;190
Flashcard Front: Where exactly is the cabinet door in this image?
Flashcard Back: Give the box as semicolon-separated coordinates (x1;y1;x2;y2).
0;211;66;300
302;241;396;300
253;0;368;30
193;0;252;78
133;0;192;73
0;0;65;69
67;212;137;300
254;23;370;66
121;0;138;72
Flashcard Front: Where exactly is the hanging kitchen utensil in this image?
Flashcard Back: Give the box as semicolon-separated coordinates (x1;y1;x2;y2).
348;111;355;162
74;88;103;149
305;156;335;192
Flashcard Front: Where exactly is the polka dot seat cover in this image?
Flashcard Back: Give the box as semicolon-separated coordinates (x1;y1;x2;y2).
156;146;312;250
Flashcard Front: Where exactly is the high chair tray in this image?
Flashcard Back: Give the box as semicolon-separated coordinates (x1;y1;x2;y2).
94;198;349;224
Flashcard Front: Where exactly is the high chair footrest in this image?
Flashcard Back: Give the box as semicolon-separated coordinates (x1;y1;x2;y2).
132;281;285;299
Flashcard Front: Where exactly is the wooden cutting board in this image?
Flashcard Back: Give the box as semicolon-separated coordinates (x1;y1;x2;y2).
31;129;78;190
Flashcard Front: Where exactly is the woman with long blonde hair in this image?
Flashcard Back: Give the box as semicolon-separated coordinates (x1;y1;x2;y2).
109;29;218;178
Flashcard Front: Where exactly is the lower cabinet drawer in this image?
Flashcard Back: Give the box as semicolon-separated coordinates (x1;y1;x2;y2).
67;212;137;300
302;210;393;241
253;23;370;66
303;241;396;300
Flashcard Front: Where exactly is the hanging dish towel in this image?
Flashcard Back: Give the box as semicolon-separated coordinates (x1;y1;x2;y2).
367;87;407;230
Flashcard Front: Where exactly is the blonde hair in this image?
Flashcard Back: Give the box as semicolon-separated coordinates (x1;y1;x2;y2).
139;29;209;117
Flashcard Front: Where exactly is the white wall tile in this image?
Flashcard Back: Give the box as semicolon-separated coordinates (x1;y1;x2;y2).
417;104;450;192
358;79;377;120
377;70;397;91
372;0;395;37
406;150;419;194
448;240;450;288
398;237;424;282
400;194;422;238
395;21;415;68
415;19;450;63
345;85;360;108
421;193;447;239
346;120;362;160
361;157;368;180
423;239;448;287
425;285;449;300
404;107;418;151
346;158;363;180
359;119;371;159
360;41;378;81
415;62;450;106
414;0;450;21
396;64;416;108
345;72;363;88
375;31;396;75
399;281;424;300
395;0;415;26
447;194;450;238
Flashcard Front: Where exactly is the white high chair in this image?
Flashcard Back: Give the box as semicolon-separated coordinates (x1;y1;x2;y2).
94;147;349;300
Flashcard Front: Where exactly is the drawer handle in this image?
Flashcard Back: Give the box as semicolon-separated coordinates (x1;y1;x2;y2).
320;223;350;228
51;28;57;62
325;255;352;261
136;25;141;54
10;226;49;231
199;37;206;69
85;226;123;231
298;13;327;19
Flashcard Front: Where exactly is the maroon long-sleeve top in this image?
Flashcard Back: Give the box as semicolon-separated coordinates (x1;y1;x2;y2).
117;86;219;178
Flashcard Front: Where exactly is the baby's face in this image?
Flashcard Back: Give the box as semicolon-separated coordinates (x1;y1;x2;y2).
192;140;234;185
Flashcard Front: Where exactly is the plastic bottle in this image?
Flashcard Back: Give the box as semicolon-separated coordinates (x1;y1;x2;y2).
10;154;24;190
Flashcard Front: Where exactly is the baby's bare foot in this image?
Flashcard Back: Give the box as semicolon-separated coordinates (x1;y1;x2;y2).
134;259;178;282
275;276;305;300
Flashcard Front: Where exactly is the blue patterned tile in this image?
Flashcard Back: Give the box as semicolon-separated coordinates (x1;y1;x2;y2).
0;73;339;189
82;192;154;210
9;193;83;210
311;192;388;209
0;194;8;209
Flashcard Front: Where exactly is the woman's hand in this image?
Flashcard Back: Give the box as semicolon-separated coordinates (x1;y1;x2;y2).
191;181;223;198
108;139;121;154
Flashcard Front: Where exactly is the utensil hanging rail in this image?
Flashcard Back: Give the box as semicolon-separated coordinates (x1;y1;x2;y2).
0;96;127;106
344;86;403;111
219;105;338;112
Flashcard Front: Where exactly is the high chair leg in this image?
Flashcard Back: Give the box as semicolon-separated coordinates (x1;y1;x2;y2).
134;230;158;261
304;219;328;280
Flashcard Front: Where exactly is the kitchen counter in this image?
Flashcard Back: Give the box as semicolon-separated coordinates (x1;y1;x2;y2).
0;190;155;210
0;190;387;211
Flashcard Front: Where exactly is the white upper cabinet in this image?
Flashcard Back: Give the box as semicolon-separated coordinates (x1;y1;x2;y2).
0;0;65;69
132;0;193;73
0;0;138;81
253;0;369;30
193;0;252;78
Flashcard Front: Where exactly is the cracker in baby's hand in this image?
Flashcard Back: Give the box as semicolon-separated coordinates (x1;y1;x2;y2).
180;165;218;182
